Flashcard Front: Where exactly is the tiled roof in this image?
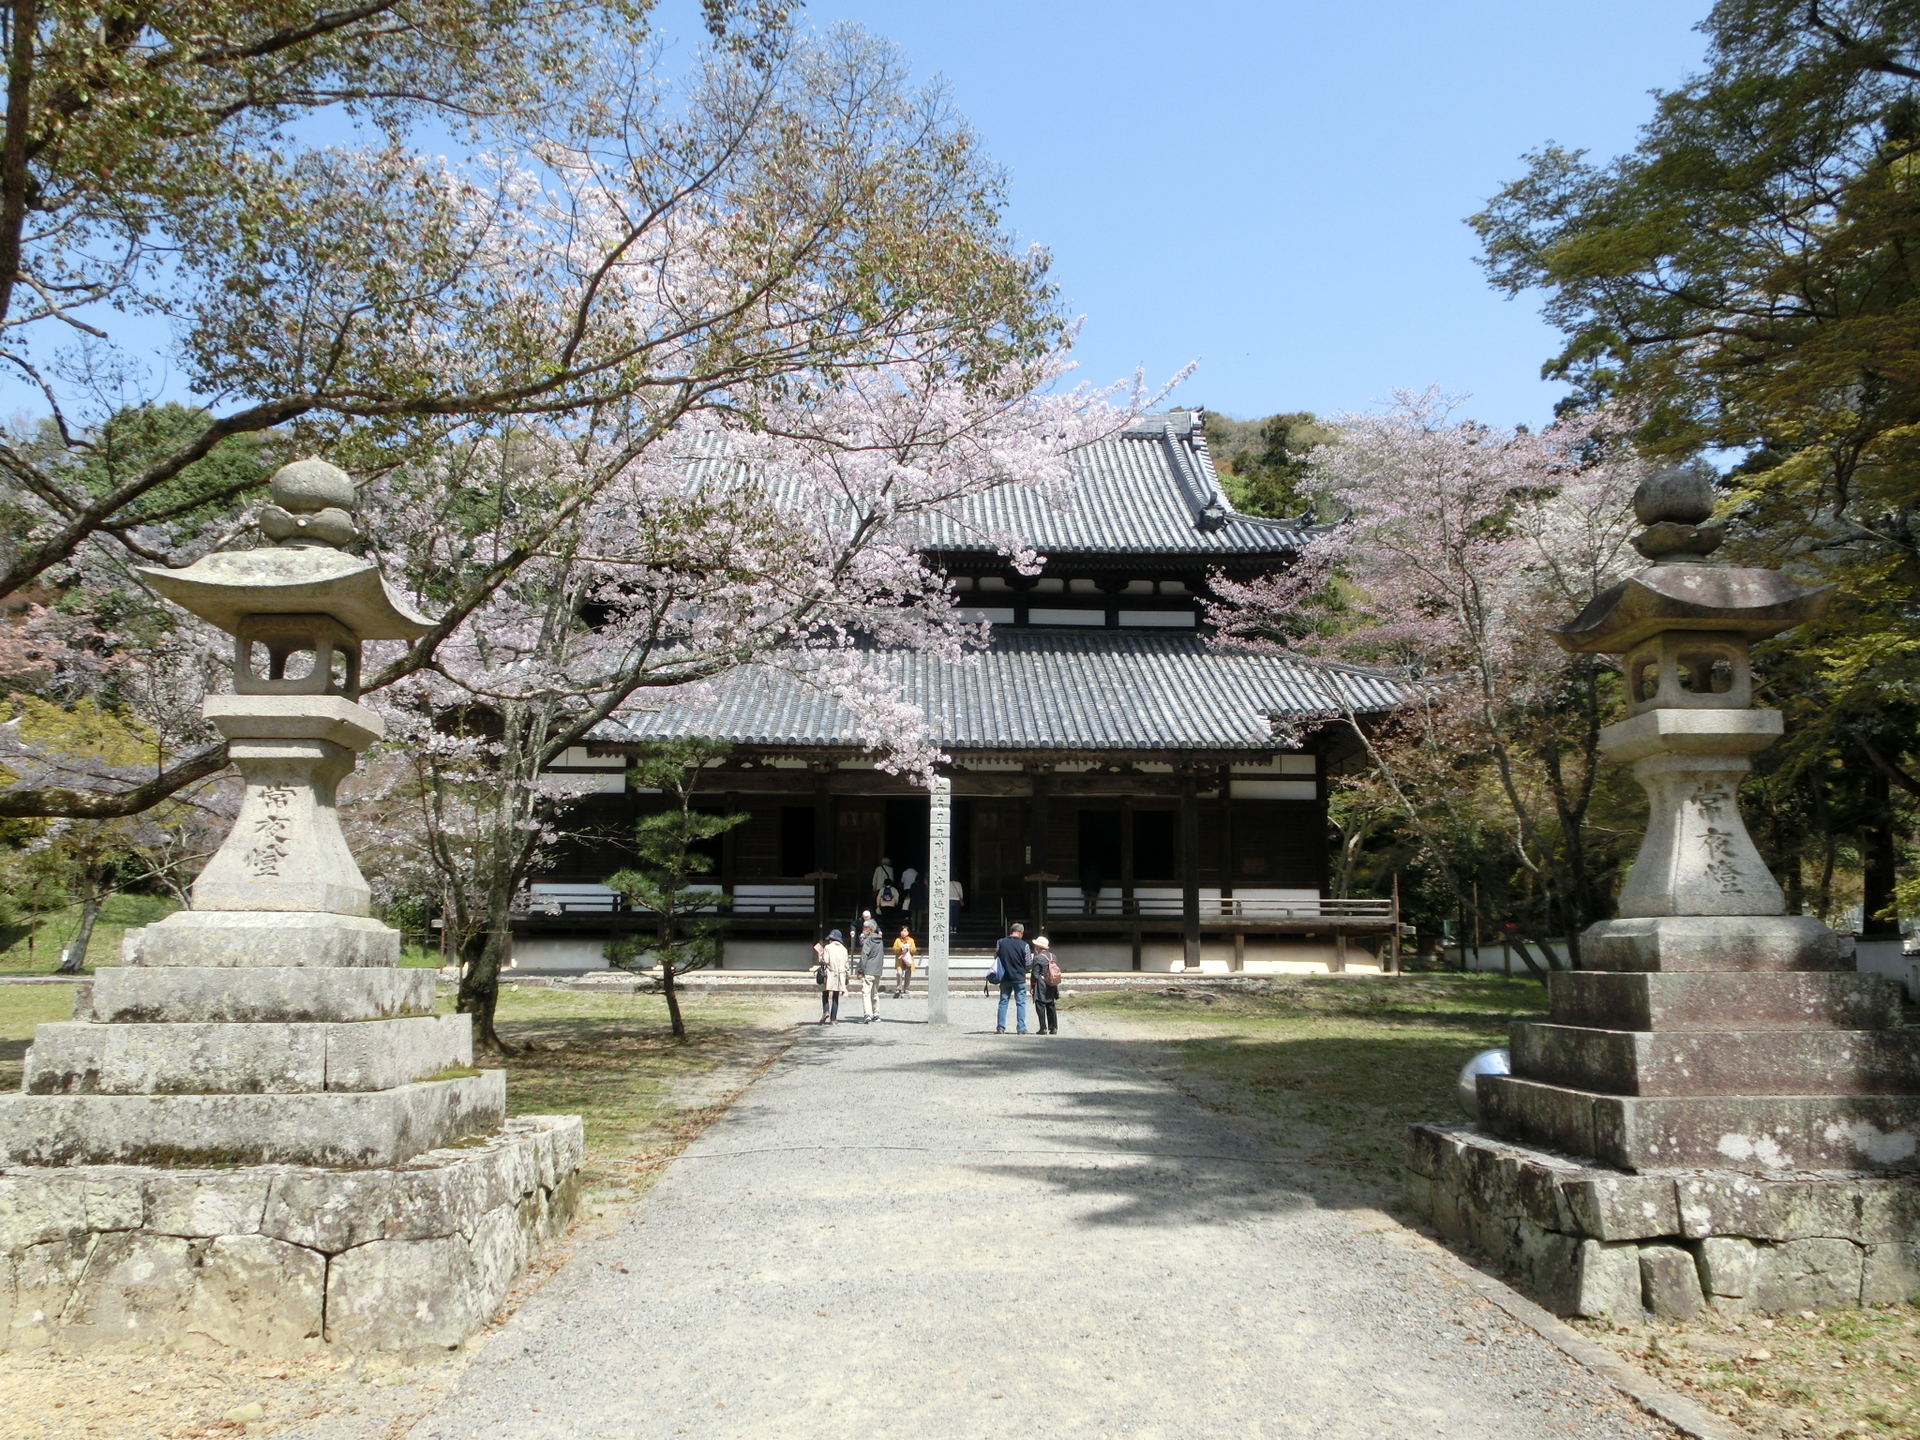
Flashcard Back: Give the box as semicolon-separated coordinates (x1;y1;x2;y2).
915;410;1315;559
597;630;1406;754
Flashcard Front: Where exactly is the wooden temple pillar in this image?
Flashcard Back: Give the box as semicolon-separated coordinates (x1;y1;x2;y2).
1122;796;1140;970
807;763;836;937
719;788;739;968
1027;765;1053;936
1179;770;1201;972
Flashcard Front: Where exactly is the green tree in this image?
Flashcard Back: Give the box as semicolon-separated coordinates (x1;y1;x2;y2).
603;742;745;1041
1200;410;1335;518
1472;1;1920;932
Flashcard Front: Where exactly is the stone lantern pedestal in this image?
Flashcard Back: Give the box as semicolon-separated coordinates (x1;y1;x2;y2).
0;461;580;1356
1409;475;1920;1320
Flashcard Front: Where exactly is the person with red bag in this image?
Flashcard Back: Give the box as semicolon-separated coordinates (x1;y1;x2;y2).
1029;936;1062;1035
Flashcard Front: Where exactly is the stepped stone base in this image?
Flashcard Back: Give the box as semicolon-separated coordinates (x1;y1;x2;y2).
0;1072;504;1168
1408;1123;1920;1319
125;911;399;968
0;1115;583;1355
24;1014;471;1094
1581;915;1845;972
83;965;435;1024
1481;1076;1920;1171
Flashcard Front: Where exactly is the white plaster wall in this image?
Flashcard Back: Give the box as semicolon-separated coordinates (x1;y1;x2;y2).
1053;943;1131;971
722;939;818;972
1854;939;1920;1001
1452;941;1573;973
510;938;612;972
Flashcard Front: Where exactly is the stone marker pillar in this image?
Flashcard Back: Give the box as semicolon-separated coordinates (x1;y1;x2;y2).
1408;469;1920;1320
927;774;951;1025
0;460;582;1356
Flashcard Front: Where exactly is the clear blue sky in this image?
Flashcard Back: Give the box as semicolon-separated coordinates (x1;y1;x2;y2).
8;3;1715;432
663;0;1714;428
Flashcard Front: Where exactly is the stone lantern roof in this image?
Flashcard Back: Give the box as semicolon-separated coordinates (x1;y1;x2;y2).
1549;563;1833;654
137;547;433;641
134;455;432;642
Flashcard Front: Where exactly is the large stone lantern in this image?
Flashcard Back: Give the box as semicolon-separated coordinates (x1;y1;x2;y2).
0;461;581;1356
1408;470;1920;1321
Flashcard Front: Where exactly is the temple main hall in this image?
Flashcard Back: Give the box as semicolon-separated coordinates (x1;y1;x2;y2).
513;411;1407;973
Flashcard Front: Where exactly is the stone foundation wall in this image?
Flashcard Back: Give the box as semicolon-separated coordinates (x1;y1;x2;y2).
1408;1122;1920;1321
0;1115;582;1355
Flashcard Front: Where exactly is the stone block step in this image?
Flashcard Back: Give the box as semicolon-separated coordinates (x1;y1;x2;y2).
0;1115;583;1354
1512;1022;1920;1097
22;1014;471;1095
1480;1074;1920;1173
83;966;435;1024
1548;970;1900;1033
125;910;399;968
1579;915;1845;973
0;1071;504;1169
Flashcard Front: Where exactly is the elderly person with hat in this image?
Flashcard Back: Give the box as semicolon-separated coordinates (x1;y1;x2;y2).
1029;936;1061;1035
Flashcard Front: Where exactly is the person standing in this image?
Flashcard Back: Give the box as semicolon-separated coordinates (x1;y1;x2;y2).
1029;936;1060;1035
816;930;850;1025
871;856;896;912
947;876;965;939
857;920;886;1023
899;863;919;927
993;922;1032;1034
892;925;917;998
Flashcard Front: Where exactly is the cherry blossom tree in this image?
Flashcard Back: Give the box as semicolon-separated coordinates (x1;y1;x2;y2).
1;21;1065;820
340;352;1131;1044
1212;390;1652;971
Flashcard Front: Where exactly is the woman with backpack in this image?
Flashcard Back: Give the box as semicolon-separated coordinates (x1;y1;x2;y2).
1029;936;1061;1035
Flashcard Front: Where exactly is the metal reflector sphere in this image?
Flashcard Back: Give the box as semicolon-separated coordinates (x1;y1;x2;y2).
1455;1048;1510;1121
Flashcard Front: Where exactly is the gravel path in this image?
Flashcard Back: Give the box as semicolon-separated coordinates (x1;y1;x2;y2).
416;995;1674;1440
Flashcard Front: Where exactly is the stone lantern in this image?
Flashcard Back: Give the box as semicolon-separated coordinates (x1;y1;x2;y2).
0;460;581;1356
1408;469;1920;1321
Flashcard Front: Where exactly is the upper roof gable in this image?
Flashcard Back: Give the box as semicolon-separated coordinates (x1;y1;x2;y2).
916;410;1318;560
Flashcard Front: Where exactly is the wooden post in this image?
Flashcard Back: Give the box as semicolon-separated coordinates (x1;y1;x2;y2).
812;765;834;935
1030;767;1051;933
1389;872;1402;975
1122;794;1140;971
1332;931;1348;974
1179;771;1201;972
927;774;951;1025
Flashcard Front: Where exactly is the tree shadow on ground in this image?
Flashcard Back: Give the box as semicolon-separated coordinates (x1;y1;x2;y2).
817;1034;1331;1229
819;1017;1503;1228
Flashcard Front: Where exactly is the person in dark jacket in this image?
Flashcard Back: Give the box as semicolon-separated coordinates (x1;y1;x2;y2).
856;920;886;1023
994;922;1032;1034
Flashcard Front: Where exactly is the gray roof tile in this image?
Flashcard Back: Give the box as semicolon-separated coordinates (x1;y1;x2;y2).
915;410;1314;558
598;631;1404;753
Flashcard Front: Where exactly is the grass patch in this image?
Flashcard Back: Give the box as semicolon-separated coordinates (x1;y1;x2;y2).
0;982;82;1091
1596;1306;1920;1438
436;985;792;1201
1068;974;1536;1194
0;893;178;974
